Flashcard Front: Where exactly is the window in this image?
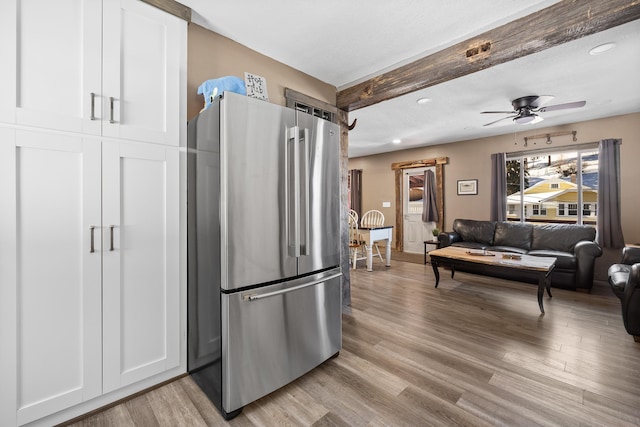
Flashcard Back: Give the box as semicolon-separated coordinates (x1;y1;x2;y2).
532;204;547;216
506;145;598;225
285;88;337;124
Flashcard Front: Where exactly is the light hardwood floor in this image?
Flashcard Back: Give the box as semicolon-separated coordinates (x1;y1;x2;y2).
66;260;640;426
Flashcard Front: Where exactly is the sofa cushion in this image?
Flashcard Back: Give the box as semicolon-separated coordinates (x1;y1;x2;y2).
528;250;576;270
493;222;533;251
487;246;529;255
453;219;496;245
451;241;487;250
531;224;596;252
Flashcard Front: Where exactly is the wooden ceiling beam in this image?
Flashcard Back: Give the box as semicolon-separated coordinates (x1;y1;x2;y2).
336;0;640;112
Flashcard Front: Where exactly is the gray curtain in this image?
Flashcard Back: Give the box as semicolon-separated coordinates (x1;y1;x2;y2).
422;169;439;222
349;169;362;219
597;139;625;248
490;152;507;221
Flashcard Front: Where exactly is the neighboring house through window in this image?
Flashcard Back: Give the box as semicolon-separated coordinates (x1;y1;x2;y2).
505;145;599;225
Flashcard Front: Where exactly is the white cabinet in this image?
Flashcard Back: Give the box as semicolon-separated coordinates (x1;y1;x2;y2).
0;0;183;146
0;131;181;426
102;142;181;392
0;1;185;425
0;129;103;426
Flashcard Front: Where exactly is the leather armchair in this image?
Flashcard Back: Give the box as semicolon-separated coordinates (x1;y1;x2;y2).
608;246;640;342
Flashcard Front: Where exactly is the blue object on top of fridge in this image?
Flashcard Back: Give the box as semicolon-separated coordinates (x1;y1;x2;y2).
187;92;342;420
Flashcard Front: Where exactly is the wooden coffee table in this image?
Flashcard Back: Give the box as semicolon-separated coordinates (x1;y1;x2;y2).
428;246;556;313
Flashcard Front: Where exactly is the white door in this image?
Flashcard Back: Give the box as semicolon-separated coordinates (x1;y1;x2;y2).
102;0;183;146
102;141;180;393
403;167;437;253
0;129;102;426
0;0;102;134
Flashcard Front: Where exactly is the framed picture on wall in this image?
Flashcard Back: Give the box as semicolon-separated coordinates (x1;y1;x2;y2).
457;179;478;195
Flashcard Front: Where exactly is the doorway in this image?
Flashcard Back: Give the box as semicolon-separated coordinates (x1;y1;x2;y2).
391;156;446;252
403;167;438;253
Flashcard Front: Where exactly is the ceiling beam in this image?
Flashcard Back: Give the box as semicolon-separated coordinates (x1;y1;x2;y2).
336;0;640;112
141;0;191;22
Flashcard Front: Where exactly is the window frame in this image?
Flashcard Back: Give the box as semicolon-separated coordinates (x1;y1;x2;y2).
505;143;598;225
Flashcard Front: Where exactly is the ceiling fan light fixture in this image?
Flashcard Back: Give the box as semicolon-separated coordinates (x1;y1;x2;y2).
589;42;616;55
514;114;536;124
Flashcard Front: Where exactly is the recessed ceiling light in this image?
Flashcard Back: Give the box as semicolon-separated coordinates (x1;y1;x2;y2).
392;139;401;144
416;97;431;105
589;42;616;55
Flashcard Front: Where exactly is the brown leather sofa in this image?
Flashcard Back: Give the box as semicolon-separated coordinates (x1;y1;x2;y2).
608;246;640;342
438;219;602;291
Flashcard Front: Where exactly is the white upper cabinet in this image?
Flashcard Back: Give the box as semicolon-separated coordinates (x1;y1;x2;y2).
0;0;102;134
0;0;184;146
102;0;183;145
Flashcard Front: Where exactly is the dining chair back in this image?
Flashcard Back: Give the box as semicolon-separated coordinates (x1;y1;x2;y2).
360;210;385;263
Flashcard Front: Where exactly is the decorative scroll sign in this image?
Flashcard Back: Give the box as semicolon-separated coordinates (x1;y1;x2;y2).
244;72;269;101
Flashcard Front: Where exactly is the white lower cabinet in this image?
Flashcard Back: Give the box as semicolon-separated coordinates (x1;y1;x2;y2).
0;128;181;426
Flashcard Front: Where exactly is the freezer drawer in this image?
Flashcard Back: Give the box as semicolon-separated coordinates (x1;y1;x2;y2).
221;268;342;413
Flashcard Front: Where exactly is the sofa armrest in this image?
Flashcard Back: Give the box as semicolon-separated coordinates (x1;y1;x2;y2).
622;264;640;336
574;240;602;258
438;232;461;248
574;241;602;290
622;247;640;265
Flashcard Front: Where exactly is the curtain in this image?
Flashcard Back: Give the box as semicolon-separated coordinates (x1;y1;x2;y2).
349;169;362;220
422;169;438;222
490;152;507;221
597;139;625;248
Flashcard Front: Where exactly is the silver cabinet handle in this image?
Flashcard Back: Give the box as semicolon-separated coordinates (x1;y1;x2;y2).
109;225;115;251
90;226;96;253
243;272;342;301
109;97;115;124
90;93;96;120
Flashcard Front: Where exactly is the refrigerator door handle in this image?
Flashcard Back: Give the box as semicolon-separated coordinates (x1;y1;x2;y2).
301;127;310;256
242;272;342;301
287;126;301;258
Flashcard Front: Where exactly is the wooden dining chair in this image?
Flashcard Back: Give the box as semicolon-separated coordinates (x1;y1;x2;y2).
360;209;385;263
348;211;365;269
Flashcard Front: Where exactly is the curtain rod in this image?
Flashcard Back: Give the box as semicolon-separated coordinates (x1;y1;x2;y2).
506;141;599;159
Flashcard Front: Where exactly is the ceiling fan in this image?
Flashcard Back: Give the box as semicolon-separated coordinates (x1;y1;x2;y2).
481;95;586;126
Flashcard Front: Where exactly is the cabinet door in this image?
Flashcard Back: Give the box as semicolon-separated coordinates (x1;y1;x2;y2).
102;0;185;146
0;129;102;426
0;0;102;133
102;141;180;393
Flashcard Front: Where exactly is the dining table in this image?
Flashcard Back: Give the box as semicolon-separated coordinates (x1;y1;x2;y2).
358;226;393;271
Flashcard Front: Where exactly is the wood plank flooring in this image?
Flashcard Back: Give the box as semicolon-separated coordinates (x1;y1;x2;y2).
66;260;640;426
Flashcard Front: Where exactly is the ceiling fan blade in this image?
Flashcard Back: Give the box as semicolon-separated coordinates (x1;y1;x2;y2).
481;110;515;114
538;100;586;112
483;115;516;126
530;95;555;108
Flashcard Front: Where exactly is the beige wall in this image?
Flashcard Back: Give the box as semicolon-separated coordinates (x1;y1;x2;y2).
187;23;336;120
349;112;640;245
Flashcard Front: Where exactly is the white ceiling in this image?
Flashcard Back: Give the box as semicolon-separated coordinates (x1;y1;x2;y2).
182;1;640;157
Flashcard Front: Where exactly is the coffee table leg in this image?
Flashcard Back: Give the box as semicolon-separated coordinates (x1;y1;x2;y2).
546;277;553;298
538;275;545;314
432;261;440;288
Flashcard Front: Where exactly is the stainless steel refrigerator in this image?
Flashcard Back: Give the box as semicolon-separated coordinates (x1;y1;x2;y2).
187;92;342;419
